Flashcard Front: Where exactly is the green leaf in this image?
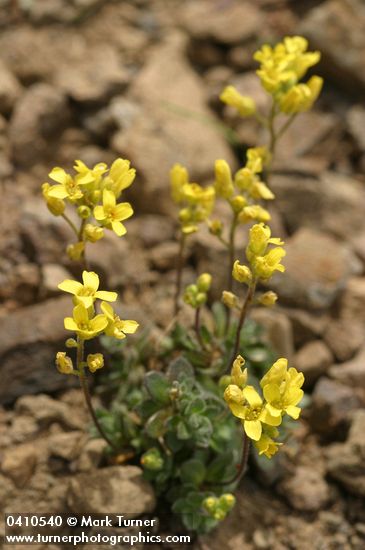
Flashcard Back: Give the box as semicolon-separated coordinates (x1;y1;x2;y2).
167;356;194;382
205;452;234;483
145;409;169;438
177;420;191;440
184;398;206;415
145;371;171;405
180;459;206;486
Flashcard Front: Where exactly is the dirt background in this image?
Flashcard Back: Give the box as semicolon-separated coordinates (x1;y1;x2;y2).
1;0;365;549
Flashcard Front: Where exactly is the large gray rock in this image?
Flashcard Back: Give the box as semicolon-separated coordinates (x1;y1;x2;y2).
9;83;70;166
112;32;235;214
300;0;365;92
271;172;365;241
329;346;365;389
0;297;77;404
294;340;333;387
68;466;155;516
270;228;362;310
278;466;330;512
0;60;22;115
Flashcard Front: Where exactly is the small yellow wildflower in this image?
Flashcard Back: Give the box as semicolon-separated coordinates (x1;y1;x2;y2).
84;224;104;242
170;163;189;204
94;189;133;236
231;355;247;387
279;75;323;114
56;351;74;374
220;86;256;116
258;291;278;307
87;353;104;373
260;358;289;388
214;159;234;199
100;302;139;340
58;270;117;309
47;167;85;201
232;261;252;285
238;205;271;224
102;158;136;198
42;183;65;216
254;427;282;458
64;303;108;340
221;290;239;309
66;242;85;261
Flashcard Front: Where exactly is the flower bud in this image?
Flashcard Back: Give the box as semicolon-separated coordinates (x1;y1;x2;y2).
77;205;91;219
220;86;256;117
232;261;252;285
42;183;65;216
197;273;212;292
208;219;223;236
258;291;278;307
84;224;104;242
203;496;218;513
218;375;232;389
219;494;236;512
65;338;78;348
221;291;239;309
231;355;247;387
66;242;85;261
56;351;74;374
196;292;207;306
229;195;246;213
214;159;234;199
141;448;164;471
87;353;104;373
224;384;243;405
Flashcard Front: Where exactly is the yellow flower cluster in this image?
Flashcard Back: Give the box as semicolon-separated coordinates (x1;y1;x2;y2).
42;158;136;259
170;164;215;234
213;147;274;227
183;273;212;309
224;356;304;457
203;494;236;521
56;270;139;374
232;223;285;286
221;36;322;117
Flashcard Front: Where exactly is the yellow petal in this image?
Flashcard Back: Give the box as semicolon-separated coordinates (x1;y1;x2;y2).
48;185;69;199
244;420;262;441
103;189;116;209
73;304;88;325
95;290;117;302
64;317;78;331
49;167;68;184
228;402;246;419
75;296;94;309
242;386;262;407
91;314;108;333
82;271;99;292
263;383;281;403
94;205;106;221
286;405;301;419
261;407;282;427
114;202;133;221
119;320;139;334
112;220;127;236
58;280;83;295
100;301;114;320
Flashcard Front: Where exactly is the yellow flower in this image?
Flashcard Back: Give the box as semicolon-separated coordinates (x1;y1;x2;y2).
231;355;247;387
253;246;286;280
42;183;65;216
250;181;275;201
55;351;74;374
263;380;303;420
258;291;278;307
94;189;133;236
103;158;136;198
260;358;289;388
246;223;283;262
74;160;108;186
229;195;247;213
254;427;282;458
170;163;189;204
214;159;234;199
232;261;252;285
224;384;281;441
220;86;256;116
238;205;271;224
279;76;323;114
100;302;139;339
66;242;85;261
87;353;104;373
58;270;117;309
246;147;271;173
47;167;85;201
84;224;104;242
64;303;108;340
221;290;239;309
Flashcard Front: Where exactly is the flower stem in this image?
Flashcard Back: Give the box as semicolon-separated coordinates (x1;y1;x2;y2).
212;433;250;486
173;232;186;317
76;337;117;451
61;213;79;238
194;307;204;348
230;281;256;368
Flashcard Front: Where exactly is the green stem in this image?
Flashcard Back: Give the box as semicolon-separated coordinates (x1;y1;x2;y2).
174;231;187;317
230;281;256;368
76;337;117;451
61;213;79;238
194;307;204;348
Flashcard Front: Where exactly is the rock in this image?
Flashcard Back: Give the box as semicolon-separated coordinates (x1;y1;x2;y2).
180;0;262;45
9;83;70;166
55;45;130;104
41;264;72;297
127;215;175;248
300;0;365;93
294;340;333;387
15;394;85;431
324;318;364;362
274;112;340;174
278;466;330;512
250;308;294;362
149;242;178;271
48;432;85;462
271;172;365;241
0;262;41;305
347;105;365;151
310;378;363;435
340;277;365;326
0;297;79;404
327;410;365;496
270;228;362;310
74;438;107;472
329;346;365;389
20;0;103;24
68;466;155;516
0;60;22;115
113;32;235;214
1;444;38;488
281;307;329;347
